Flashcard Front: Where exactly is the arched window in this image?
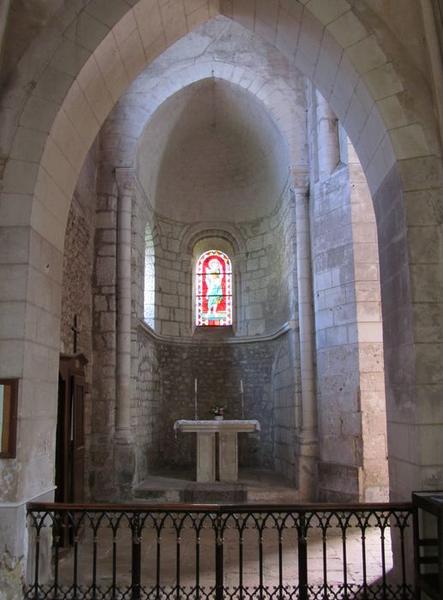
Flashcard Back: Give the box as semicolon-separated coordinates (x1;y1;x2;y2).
144;224;155;328
196;250;232;327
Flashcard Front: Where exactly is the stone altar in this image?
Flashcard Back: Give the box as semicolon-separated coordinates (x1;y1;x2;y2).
174;420;261;482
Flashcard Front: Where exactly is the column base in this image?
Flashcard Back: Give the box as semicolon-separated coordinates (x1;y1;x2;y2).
297;435;319;501
114;437;135;498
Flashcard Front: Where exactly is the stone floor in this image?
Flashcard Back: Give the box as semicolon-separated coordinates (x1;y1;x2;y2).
133;468;301;503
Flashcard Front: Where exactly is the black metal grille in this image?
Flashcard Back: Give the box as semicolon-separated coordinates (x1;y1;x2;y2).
26;502;416;600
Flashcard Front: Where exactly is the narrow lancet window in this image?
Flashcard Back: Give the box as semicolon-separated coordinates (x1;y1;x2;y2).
144;225;155;328
196;250;232;327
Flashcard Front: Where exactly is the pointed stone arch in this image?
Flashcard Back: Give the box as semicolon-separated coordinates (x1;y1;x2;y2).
0;0;442;518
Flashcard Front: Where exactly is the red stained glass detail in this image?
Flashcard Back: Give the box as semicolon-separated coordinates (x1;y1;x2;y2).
196;250;232;327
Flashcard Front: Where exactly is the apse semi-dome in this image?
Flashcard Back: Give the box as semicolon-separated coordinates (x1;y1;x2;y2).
136;78;290;223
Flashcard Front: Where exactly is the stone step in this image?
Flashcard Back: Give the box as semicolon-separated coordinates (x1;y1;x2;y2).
133;469;299;504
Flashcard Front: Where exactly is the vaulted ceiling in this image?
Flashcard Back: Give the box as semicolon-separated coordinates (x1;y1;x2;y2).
137;77;290;223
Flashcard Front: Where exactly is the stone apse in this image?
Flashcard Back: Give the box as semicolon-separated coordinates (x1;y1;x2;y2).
1;0;443;594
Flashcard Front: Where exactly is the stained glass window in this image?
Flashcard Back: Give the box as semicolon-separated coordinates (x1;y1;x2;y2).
196;250;232;327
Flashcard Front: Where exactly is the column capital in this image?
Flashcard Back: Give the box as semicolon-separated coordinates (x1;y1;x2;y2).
289;167;309;191
291;185;309;197
114;166;136;194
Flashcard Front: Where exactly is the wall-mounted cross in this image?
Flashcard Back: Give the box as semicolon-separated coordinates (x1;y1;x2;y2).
71;314;80;354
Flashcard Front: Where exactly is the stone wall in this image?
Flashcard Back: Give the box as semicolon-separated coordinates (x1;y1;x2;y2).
311;164;364;501
83;170;301;497
130;184;301;485
238;188;297;336
150;215;192;337
60;142;97;498
145;331;298;479
56;54;387;505
60;143;97;356
347;144;389;501
89;163;118;499
271;331;300;482
372;167;420;501
85;18;307;495
58;91;389;505
138;187;297;339
308;87;389;501
2;5;443;591
132;186;161;487
133;326;160;485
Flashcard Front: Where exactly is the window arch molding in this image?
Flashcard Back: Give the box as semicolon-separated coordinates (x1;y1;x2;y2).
180;224;246;256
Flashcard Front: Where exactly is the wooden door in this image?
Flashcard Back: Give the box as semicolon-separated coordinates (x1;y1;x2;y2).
71;374;85;503
55;374;67;503
55;355;87;504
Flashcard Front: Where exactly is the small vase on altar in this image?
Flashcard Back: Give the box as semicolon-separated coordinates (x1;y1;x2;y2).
212;406;225;420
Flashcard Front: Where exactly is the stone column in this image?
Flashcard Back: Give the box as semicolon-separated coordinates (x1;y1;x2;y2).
115;168;133;437
114;168;135;493
294;187;318;499
316;90;340;182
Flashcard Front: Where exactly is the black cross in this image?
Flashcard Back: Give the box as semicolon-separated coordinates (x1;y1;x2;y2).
71;314;80;354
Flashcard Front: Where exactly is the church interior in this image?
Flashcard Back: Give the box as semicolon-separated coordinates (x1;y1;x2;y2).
1;0;443;597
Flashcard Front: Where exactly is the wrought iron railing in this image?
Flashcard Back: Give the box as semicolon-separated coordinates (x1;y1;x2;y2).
26;502;416;600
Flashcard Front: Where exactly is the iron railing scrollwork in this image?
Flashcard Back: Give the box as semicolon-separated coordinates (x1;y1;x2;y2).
26;502;416;600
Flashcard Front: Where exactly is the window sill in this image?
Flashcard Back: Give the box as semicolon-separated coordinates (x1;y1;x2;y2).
192;325;235;340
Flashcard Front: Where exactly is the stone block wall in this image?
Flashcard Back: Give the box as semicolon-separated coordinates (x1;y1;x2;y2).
133;326;160;485
128;324;301;484
309;114;388;501
57;77;390;504
153;217;192;337
60;142;97;499
311;165;363;501
305;83;389;501
132;189;162;486
148;332;299;477
70;169;301;497
347;144;389;501
136;186;297;339
129;183;301;485
60;144;97;356
89;164;118;499
237;188;297;336
58;95;389;503
271;332;300;482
